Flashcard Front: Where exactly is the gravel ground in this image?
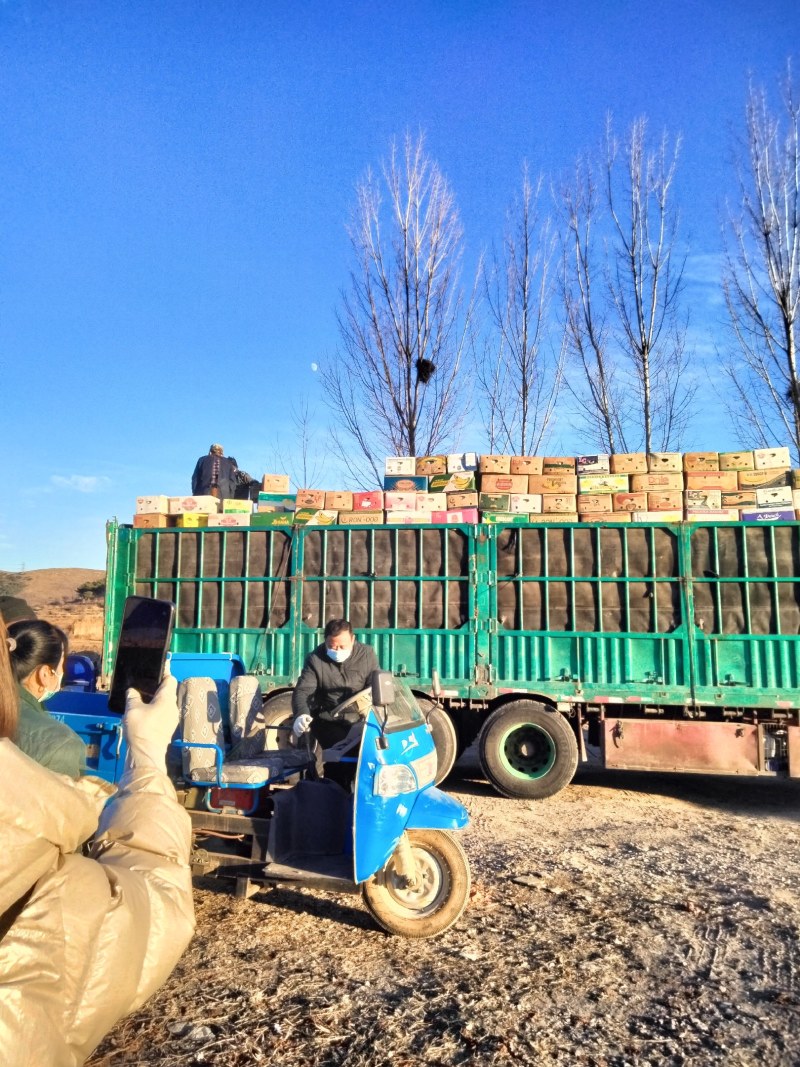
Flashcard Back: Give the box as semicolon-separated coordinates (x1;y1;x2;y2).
88;760;800;1067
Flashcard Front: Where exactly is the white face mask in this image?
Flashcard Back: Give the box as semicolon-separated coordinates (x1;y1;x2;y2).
327;646;352;664
41;667;64;702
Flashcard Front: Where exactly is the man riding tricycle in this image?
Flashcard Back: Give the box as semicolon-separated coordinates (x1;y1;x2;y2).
52;653;472;939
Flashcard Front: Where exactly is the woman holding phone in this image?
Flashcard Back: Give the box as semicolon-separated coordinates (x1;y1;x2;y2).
0;615;195;1066
8;619;85;778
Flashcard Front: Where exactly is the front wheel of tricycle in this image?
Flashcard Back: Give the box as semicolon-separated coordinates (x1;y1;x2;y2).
362;829;470;938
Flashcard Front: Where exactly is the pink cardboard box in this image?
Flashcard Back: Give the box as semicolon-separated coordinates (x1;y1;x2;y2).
384;492;418;512
431;508;479;524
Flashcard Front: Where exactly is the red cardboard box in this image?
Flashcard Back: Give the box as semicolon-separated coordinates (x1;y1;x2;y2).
352;491;384;511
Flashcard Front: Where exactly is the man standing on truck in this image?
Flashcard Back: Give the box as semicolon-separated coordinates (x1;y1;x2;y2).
191;443;238;501
291;619;379;781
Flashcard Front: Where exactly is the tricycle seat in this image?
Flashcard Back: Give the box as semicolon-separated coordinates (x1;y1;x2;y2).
178;676;311;789
187;749;310;786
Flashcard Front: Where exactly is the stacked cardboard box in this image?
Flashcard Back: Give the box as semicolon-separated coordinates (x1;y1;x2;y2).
132;447;800;529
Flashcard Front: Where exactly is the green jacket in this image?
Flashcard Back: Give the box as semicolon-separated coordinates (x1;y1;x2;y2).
15;685;86;779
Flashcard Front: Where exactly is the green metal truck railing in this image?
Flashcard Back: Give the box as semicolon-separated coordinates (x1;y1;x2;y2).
103;518;800;711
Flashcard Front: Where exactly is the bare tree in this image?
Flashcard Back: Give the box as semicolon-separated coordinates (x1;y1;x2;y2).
322;134;476;483
268;397;326;489
560;153;629;453
559;118;694;453
479;166;564;454
722;62;800;461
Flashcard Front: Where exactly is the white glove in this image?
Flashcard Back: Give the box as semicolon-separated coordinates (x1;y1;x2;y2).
292;713;313;739
123;674;179;773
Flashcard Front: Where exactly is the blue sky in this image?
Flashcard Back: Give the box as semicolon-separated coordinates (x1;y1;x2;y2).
1;0;796;571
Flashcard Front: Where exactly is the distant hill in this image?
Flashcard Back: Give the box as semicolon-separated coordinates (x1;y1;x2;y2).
14;567;106;655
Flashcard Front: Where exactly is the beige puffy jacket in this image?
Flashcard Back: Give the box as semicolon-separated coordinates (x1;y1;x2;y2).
0;739;195;1067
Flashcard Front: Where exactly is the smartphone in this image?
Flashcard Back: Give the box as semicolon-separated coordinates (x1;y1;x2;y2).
107;596;176;713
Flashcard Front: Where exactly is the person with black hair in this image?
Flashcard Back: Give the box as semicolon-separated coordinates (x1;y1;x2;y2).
8;619;85;778
0;615;195;1065
291;619;379;745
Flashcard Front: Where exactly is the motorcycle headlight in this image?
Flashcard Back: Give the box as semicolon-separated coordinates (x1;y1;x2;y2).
410;750;437;788
373;764;418;797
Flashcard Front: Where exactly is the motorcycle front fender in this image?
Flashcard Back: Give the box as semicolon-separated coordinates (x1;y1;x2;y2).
405;785;469;831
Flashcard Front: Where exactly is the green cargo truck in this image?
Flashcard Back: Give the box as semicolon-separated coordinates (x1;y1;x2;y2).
103;517;800;799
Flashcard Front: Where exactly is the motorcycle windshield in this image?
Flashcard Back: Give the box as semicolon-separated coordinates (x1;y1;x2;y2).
352;682;437;884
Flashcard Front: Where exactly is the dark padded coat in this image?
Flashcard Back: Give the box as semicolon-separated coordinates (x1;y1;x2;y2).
191;454;238;500
291;640;379;720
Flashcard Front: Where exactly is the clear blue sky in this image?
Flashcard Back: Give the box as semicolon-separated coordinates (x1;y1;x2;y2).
1;0;796;571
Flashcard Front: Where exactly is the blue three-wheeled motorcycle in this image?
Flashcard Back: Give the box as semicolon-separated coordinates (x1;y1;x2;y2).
51;661;471;939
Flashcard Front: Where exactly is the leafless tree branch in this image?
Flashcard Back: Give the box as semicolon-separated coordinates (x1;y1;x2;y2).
321;133;475;483
722;60;800;462
477;165;564;455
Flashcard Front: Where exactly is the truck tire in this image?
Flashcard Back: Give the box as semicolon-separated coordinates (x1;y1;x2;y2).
415;697;458;784
362;829;470;938
261;692;295;753
478;700;578;800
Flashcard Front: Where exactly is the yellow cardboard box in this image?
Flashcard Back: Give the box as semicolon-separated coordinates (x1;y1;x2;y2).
578;474;629;494
176;513;209;528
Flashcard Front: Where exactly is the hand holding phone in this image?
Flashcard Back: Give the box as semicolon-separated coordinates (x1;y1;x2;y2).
108;596;176;714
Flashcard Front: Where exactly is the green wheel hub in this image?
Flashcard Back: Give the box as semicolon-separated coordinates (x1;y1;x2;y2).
498;722;556;780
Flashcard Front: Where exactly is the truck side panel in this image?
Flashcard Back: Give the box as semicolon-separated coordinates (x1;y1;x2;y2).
488;523;692;704
687;522;800;709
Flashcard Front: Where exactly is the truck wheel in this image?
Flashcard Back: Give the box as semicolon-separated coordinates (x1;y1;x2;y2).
478;700;578;800
261;692;295;753
416;698;458;784
362;829;470;938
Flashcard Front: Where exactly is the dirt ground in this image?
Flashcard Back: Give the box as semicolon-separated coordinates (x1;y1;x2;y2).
87;754;800;1067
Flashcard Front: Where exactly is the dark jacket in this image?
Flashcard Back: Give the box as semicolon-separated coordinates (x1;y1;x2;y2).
15;685;86;779
292;641;380;719
191;454;238;500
